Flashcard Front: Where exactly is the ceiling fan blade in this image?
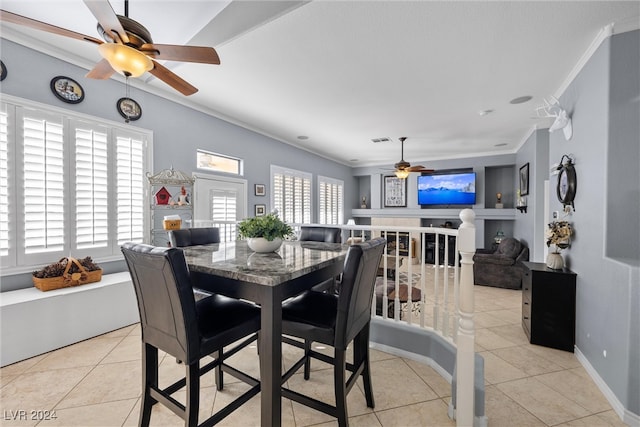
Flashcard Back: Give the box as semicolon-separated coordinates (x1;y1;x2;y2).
86;59;115;80
140;44;220;64
148;61;198;96
83;0;129;44
407;166;435;173
0;9;102;44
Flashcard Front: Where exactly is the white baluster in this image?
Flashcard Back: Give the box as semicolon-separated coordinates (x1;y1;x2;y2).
455;208;476;426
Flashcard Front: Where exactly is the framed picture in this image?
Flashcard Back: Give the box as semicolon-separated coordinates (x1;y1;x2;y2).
255;184;266;196
117;97;142;122
519;163;530;196
255;204;266;216
383;176;407;207
50;76;84;104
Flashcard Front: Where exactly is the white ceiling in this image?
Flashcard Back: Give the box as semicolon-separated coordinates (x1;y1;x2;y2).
1;1;638;168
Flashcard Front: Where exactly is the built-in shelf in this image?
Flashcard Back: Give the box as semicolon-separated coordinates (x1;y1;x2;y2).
350;208;516;220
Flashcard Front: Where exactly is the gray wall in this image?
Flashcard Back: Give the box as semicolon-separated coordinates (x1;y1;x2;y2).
0;39;357;290
514;129;549;262
550;31;639;416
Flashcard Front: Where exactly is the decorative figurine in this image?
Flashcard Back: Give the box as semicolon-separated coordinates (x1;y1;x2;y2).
495;192;504;209
361;196;367;209
178;186;189;206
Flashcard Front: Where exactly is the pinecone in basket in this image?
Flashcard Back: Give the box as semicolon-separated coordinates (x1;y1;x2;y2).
32;257;101;278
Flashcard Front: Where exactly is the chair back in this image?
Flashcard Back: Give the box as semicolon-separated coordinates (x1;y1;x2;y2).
334;237;386;349
121;242;199;363
299;226;342;243
169;227;221;247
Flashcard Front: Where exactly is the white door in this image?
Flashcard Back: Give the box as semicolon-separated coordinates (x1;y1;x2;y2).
193;173;247;242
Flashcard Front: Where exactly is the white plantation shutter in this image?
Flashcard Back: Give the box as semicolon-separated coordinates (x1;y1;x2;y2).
73;121;109;250
116;131;146;245
22;110;65;256
271;165;311;224
318;176;344;225
0;104;10;261
211;189;237;241
1;97;151;270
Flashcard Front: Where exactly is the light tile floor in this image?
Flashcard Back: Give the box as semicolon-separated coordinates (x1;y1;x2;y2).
0;285;626;427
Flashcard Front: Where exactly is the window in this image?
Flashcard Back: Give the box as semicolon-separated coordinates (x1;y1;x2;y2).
197;149;243;175
211;189;237;242
318;176;344;225
1;99;151;270
271;165;311;224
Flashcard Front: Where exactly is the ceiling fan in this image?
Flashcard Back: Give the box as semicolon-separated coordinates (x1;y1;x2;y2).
0;0;220;96
392;137;434;179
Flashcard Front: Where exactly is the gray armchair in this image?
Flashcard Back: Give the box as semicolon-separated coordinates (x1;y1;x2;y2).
473;237;529;289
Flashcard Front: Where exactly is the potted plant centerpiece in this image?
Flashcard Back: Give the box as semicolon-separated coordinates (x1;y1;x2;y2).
238;213;294;253
545;220;573;270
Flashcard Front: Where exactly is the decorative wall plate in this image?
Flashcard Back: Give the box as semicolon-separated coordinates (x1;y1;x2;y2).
0;60;7;81
50;76;84;104
117;97;142;122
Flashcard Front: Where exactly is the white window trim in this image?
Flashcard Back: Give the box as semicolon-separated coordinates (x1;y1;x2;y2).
0;94;153;274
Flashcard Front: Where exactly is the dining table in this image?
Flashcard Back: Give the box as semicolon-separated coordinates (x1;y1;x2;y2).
182;239;348;426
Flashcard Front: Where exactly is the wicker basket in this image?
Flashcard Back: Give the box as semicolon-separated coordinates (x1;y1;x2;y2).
163;219;182;230
32;257;103;292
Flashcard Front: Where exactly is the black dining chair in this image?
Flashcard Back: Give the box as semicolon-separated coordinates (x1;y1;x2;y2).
169;227;221;247
298;226;342;243
299;226;343;292
121;242;261;427
280;237;387;426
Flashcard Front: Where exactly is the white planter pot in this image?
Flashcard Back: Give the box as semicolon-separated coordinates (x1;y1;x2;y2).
546;252;564;270
247;237;283;253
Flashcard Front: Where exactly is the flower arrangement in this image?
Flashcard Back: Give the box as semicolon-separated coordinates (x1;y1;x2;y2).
546;221;572;252
237;213;294;241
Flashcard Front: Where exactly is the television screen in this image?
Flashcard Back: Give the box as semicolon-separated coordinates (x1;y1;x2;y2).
418;172;476;206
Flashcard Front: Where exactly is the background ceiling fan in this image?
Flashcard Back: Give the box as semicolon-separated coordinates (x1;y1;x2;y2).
0;0;220;96
392;137;434;179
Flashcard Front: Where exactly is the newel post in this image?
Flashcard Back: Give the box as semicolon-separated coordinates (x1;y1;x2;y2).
456;208;476;426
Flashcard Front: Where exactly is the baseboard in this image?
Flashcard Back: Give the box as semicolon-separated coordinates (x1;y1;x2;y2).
574;347;640;426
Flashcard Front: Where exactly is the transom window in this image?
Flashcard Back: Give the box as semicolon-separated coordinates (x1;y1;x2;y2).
1;98;151;270
197;149;243;175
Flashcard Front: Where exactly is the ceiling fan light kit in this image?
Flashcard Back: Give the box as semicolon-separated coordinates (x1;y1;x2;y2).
0;0;220;96
98;43;152;77
392;137;434;179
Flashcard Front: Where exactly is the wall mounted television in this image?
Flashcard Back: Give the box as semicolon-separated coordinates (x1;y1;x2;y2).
418;171;476;206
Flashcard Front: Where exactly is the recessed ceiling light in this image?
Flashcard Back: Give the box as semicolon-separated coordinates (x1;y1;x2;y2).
297;135;309;140
494;143;508;147
478;109;494;116
510;95;533;104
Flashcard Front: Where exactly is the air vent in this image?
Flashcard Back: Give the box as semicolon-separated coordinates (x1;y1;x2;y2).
371;137;391;143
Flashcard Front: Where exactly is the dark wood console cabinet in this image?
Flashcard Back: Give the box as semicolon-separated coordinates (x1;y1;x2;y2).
522;261;577;352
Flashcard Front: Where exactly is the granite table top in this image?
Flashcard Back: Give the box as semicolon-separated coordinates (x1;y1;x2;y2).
183;240;348;287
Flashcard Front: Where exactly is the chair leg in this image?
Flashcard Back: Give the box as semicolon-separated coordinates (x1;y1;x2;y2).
185;362;200;427
334;348;348;427
214;349;223;391
140;343;158;427
304;340;312;380
356;327;375;408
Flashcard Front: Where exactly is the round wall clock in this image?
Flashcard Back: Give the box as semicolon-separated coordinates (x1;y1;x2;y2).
0;60;7;81
117;97;142;122
50;76;84;104
556;159;577;210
